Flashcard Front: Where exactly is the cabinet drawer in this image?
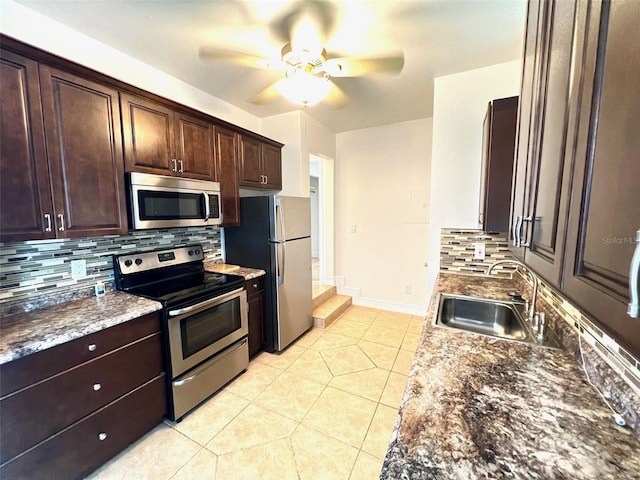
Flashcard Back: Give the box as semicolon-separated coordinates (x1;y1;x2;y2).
0;311;161;397
0;375;166;480
245;276;265;296
0;332;163;464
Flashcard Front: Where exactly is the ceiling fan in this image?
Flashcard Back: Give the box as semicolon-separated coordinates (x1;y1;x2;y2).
198;0;405;107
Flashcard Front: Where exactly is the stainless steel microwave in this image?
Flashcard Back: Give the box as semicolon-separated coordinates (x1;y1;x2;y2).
127;172;221;230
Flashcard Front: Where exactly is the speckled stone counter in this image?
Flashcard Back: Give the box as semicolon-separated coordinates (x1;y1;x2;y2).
381;273;640;479
205;262;266;280
0;292;162;365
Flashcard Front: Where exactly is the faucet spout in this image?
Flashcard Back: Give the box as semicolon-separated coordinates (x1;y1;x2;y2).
486;259;538;322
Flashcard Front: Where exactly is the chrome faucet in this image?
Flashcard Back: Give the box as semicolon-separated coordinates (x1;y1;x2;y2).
486;259;538;322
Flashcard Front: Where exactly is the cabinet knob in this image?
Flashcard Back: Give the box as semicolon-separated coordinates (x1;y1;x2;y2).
98;432;107;441
253;283;258;288
93;383;102;391
88;344;97;352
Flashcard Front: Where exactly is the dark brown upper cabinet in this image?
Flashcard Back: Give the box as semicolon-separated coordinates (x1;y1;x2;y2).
120;93;215;181
0;51;127;242
562;0;640;358
214;126;241;227
0;51;52;241
479;96;518;233
511;0;580;287
238;134;282;190
510;0;640;357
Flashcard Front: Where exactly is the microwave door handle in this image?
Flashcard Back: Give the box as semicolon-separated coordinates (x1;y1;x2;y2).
203;192;210;221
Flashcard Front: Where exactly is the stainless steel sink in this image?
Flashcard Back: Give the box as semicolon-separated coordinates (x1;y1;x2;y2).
434;293;560;349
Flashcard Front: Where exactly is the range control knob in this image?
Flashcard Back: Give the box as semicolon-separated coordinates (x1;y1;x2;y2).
188;250;194;256
124;259;133;267
195;249;200;255
134;258;143;266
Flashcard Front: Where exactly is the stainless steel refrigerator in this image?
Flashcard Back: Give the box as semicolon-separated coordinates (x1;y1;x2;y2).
225;195;313;352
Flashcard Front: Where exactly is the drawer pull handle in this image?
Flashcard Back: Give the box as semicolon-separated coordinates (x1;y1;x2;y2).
98;432;107;441
88;344;97;352
93;383;102;391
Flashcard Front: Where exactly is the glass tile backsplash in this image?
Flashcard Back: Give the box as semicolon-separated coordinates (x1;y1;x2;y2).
0;227;222;314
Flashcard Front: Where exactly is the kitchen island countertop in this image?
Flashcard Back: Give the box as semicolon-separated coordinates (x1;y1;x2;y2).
0;292;162;365
381;273;640;479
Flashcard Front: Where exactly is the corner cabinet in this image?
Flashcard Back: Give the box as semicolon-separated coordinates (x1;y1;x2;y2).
238;134;283;190
479;96;518;232
0;312;166;479
0;52;128;242
120;93;216;181
510;0;640;357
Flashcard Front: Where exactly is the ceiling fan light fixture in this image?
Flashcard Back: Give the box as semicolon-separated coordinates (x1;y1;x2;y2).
278;69;331;107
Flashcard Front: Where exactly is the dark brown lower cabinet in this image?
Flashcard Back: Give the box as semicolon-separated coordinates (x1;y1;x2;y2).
0;376;166;480
246;277;265;358
0;312;166;479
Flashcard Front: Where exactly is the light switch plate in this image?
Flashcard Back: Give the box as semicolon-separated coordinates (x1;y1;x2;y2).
474;243;486;260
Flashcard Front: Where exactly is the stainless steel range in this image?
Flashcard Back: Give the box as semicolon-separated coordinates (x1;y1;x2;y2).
113;245;248;421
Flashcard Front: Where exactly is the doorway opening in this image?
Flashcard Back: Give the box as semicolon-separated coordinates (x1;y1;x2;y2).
309;154;334;286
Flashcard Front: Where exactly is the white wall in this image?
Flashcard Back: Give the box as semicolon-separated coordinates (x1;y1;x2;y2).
336;118;432;314
427;60;522;296
0;0;260;132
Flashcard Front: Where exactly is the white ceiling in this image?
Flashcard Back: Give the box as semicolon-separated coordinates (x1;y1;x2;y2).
15;0;526;133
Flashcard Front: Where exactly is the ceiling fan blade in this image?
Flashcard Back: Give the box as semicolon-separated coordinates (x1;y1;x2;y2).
199;46;286;70
248;79;288;105
271;0;337;52
324;51;405;77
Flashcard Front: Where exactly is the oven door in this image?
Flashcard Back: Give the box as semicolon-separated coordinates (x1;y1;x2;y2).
167;287;248;377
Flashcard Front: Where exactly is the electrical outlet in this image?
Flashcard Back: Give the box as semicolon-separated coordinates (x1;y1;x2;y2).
474;243;486;260
405;285;412;294
350;224;357;233
70;259;86;279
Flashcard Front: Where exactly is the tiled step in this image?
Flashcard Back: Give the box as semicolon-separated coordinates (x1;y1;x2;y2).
313;294;352;329
312;284;336;309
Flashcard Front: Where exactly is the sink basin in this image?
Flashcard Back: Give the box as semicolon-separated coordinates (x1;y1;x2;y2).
434;293;561;349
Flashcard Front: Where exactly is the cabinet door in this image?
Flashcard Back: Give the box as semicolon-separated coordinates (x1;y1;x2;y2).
510;0;546;259
120;93;176;175
247;291;265;358
480;97;518;233
215;126;241;227
563;0;640;357
523;0;580;286
262;142;283;190
175;112;215;180
238;135;263;187
0;51;53;241
39;66;127;238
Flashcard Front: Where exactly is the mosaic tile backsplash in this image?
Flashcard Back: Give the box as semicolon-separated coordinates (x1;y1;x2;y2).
440;228;515;275
439;227;640;431
0;227;222;315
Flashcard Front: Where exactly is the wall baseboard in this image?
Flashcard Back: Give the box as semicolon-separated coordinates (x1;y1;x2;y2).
334;276;427;316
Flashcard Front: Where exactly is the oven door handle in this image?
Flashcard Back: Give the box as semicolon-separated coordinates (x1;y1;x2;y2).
168;287;245;317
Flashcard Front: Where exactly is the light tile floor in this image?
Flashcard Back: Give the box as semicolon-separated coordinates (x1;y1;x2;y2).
87;306;425;480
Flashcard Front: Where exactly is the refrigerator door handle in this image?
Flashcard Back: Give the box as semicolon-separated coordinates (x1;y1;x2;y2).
275;241;284;285
276;198;286;242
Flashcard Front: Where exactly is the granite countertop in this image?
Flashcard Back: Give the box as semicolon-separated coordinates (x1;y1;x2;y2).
0;292;162;365
381;273;640;479
205;262;266;280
